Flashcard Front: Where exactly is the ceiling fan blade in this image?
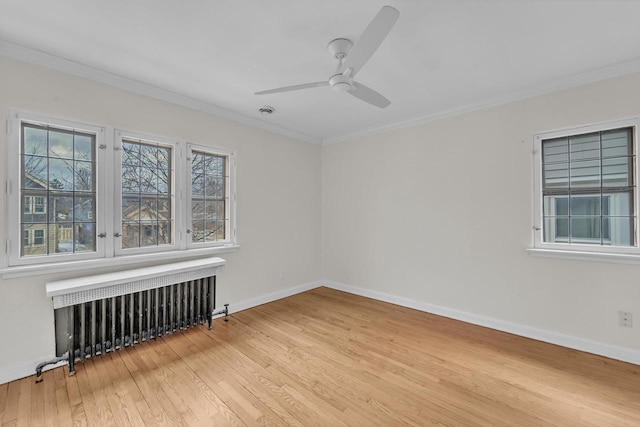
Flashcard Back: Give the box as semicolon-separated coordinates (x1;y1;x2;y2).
348;82;391;108
255;81;329;95
340;6;399;77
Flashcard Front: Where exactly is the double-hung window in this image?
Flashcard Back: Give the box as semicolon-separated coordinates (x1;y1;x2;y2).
533;118;638;256
5;110;236;271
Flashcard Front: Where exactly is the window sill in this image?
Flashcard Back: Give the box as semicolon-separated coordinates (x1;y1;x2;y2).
0;245;240;279
527;247;640;264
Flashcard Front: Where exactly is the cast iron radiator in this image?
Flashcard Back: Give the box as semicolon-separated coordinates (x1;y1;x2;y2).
38;258;228;382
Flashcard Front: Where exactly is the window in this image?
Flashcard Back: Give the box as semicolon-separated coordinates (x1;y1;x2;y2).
189;148;230;244
33;229;44;246
533;119;638;255
119;137;173;250
5;111;236;270
19;121;97;258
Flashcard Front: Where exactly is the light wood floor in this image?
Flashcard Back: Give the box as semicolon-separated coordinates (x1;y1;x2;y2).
2;287;640;426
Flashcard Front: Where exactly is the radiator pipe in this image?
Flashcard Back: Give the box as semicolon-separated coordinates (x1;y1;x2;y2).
35;354;69;383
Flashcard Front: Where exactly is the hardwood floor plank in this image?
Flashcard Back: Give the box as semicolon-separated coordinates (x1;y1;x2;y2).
14;378;30;427
4;287;640;426
0;382;8;425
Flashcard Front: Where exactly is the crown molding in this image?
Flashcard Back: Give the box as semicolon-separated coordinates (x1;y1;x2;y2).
0;39;321;145
322;57;640;145
5;38;640;147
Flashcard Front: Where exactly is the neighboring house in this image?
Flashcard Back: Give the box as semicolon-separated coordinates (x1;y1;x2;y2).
22;173;93;255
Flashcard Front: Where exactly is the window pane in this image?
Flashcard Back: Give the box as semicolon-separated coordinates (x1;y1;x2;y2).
543;162;569;189
141;222;157;246
205;220;224;242
570;159;600;188
544;217;568;243
49;196;73;222
544;195;568;216
23;155;47;188
122;142;140;165
570;195;600;216
191;220;204;243
23;125;47;156
191;150;228;244
74;161;93;191
157;222;171;245
192;173;204;195
49;130;73;159
139;167;157;193
543;138;568;164
20;124;97;258
122;165;140;193
22;224;48;256
602;129;632;158
192;199;204;220
602;157;631;187
74;134;94;161
571;217;601;243
122;222;140;249
602;217;634;246
49;158;73;190
569;132;600;161
120;139;172;249
76;223;95;252
606;192;633;216
122;197;140;220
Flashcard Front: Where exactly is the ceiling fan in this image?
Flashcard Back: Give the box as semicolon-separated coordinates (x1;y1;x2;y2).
255;6;400;108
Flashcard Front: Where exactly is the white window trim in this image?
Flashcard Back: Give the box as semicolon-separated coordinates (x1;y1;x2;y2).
531;117;640;260
3;109;239;276
186;143;237;249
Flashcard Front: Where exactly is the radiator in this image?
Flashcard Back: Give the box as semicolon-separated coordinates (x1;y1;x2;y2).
37;258;228;382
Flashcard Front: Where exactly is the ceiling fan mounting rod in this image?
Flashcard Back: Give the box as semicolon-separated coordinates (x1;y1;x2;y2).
327;38;353;60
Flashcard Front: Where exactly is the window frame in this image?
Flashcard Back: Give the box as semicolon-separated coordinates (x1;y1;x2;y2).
4;110;238;273
533;117;640;255
114;130;183;256
186;143;237;249
6;111;107;267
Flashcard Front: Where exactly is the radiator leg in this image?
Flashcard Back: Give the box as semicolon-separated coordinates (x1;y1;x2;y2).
90;300;96;357
111;297;116;352
100;299;107;354
207;277;213;329
169;285;175;332
176;283;182;330
79;303;86;361
68;305;76;376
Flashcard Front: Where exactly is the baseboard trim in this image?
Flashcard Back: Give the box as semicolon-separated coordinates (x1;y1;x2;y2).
323;280;640;366
224;281;323;315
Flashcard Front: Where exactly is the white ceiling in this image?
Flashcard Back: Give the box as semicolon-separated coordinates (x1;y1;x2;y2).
2;0;640;143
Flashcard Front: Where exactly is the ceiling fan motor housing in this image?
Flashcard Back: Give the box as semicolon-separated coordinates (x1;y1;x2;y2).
329;74;353;92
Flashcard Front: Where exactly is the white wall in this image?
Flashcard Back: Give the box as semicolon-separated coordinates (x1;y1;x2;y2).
0;56;322;382
322;71;640;359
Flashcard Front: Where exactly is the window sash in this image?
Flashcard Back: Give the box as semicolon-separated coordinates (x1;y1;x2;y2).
114;130;180;256
187;144;235;248
7;112;107;266
533;118;640;254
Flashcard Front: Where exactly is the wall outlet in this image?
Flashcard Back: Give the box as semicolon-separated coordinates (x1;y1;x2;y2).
279;270;286;279
618;311;633;328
